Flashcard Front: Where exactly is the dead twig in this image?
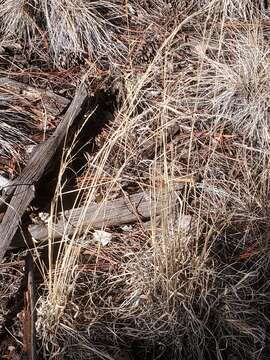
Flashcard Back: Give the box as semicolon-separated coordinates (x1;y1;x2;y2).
23;252;37;360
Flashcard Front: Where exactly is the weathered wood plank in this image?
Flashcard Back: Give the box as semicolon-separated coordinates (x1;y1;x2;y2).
29;187;184;242
0;85;88;260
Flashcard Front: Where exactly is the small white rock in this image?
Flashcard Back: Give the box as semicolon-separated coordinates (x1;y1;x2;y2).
38;212;50;223
177;215;192;234
93;230;112;246
121;225;133;232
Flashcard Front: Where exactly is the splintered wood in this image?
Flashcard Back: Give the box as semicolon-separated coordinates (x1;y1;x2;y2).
0;85;87;261
0;79;185;257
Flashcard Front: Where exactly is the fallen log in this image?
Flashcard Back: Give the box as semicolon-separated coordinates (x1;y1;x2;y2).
28;187;185;242
0;85;88;261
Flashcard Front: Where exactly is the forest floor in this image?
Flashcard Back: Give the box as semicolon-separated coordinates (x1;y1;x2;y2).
0;1;270;359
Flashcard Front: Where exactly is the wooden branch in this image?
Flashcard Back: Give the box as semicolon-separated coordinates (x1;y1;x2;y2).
0;85;88;260
23;252;37;360
29;187;184;242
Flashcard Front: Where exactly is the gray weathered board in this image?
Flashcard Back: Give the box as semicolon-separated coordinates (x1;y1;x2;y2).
0;85;87;260
29;187;184;242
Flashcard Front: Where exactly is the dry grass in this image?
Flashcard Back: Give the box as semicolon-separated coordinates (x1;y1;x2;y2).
1;0;270;359
0;0;127;67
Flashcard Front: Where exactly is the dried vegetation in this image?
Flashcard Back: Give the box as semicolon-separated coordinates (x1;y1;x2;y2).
0;1;270;359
